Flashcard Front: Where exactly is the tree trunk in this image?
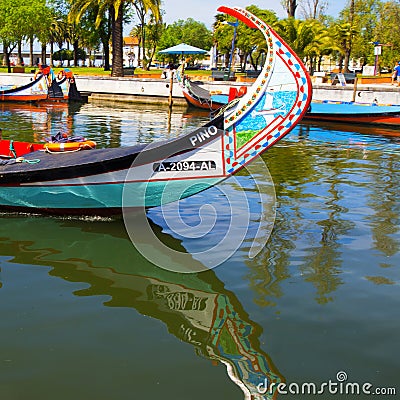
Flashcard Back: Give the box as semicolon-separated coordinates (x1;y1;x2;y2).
66;42;71;67
50;42;54;67
103;39;111;70
111;3;124;77
41;43;47;65
140;9;146;69
73;40;79;66
343;49;351;73
344;0;355;73
29;37;34;66
17;41;23;66
102;10;112;71
4;44;11;73
284;0;297;17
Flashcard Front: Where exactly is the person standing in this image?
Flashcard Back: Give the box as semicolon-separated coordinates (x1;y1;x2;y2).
395;62;400;87
391;66;397;85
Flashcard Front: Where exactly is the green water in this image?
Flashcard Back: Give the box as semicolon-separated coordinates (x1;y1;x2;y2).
0;102;399;399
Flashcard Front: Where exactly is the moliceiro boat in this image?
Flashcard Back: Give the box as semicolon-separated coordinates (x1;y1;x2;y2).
0;6;312;215
47;67;82;102
0;73;49;102
0;65;81;103
303;100;400;127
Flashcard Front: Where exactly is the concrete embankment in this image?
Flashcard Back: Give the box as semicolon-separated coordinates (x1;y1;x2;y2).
2;72;400;106
76;75;400;106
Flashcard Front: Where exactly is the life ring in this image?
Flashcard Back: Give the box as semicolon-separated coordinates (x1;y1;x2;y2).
44;140;96;153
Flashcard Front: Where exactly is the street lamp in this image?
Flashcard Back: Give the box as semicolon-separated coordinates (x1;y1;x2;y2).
222;19;239;79
373;41;381;76
372;41;393;76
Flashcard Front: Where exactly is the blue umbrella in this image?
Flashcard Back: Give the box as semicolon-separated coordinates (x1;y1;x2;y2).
159;43;208;67
159;43;208;56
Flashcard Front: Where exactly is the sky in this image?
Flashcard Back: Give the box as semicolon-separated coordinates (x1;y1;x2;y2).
160;0;349;27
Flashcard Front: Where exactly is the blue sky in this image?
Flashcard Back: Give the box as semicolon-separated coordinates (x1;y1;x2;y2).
160;0;348;26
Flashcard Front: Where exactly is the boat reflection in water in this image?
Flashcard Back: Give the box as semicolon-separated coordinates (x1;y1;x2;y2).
0;101;83;142
0;215;283;399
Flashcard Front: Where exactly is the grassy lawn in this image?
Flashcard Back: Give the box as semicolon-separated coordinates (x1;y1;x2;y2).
0;65;213;77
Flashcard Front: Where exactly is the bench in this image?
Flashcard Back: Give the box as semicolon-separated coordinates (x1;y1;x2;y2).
211;70;236;81
245;70;261;79
123;67;136;76
330;72;356;85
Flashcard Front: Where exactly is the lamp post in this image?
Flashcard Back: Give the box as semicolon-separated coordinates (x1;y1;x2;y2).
372;41;393;76
373;41;381;76
223;19;239;80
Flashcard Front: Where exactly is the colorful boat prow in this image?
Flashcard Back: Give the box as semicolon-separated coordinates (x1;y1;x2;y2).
0;6;312;215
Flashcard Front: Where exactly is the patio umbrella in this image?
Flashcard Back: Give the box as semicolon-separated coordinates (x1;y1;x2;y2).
159;43;208;108
158;43;208;65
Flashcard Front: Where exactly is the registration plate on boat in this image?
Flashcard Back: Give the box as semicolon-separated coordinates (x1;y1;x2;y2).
153;160;216;172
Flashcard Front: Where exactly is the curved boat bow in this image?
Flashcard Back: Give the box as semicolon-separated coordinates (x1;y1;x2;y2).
0;6;312;215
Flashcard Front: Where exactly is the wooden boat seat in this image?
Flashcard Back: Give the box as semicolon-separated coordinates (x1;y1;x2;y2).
187;81;211;101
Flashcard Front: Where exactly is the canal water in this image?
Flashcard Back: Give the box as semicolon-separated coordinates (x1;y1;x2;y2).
0;102;399;399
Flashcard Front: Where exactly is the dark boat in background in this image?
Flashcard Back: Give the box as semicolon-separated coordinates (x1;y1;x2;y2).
176;68;232;111
47;68;82;102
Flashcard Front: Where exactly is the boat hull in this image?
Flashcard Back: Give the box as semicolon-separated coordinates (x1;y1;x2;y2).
0;127;226;215
303;113;400;126
0;94;48;102
0;177;221;215
182;89;226;111
0;75;49;102
303;101;400;127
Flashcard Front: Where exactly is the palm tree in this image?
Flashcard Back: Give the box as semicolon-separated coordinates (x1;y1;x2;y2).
130;25;143;67
274;17;339;74
332;22;358;72
69;0;161;77
274;17;317;59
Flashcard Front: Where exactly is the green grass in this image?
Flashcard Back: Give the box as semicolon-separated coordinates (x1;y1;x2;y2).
0;65;213;77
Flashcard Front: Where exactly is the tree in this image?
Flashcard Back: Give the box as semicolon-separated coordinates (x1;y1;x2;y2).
142;14;163;69
274;17;316;59
281;0;298;17
213;5;278;71
372;1;400;68
298;0;328;20
0;0;52;71
158;18;212;64
69;0;161;77
131;3;163;69
337;0;381;72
